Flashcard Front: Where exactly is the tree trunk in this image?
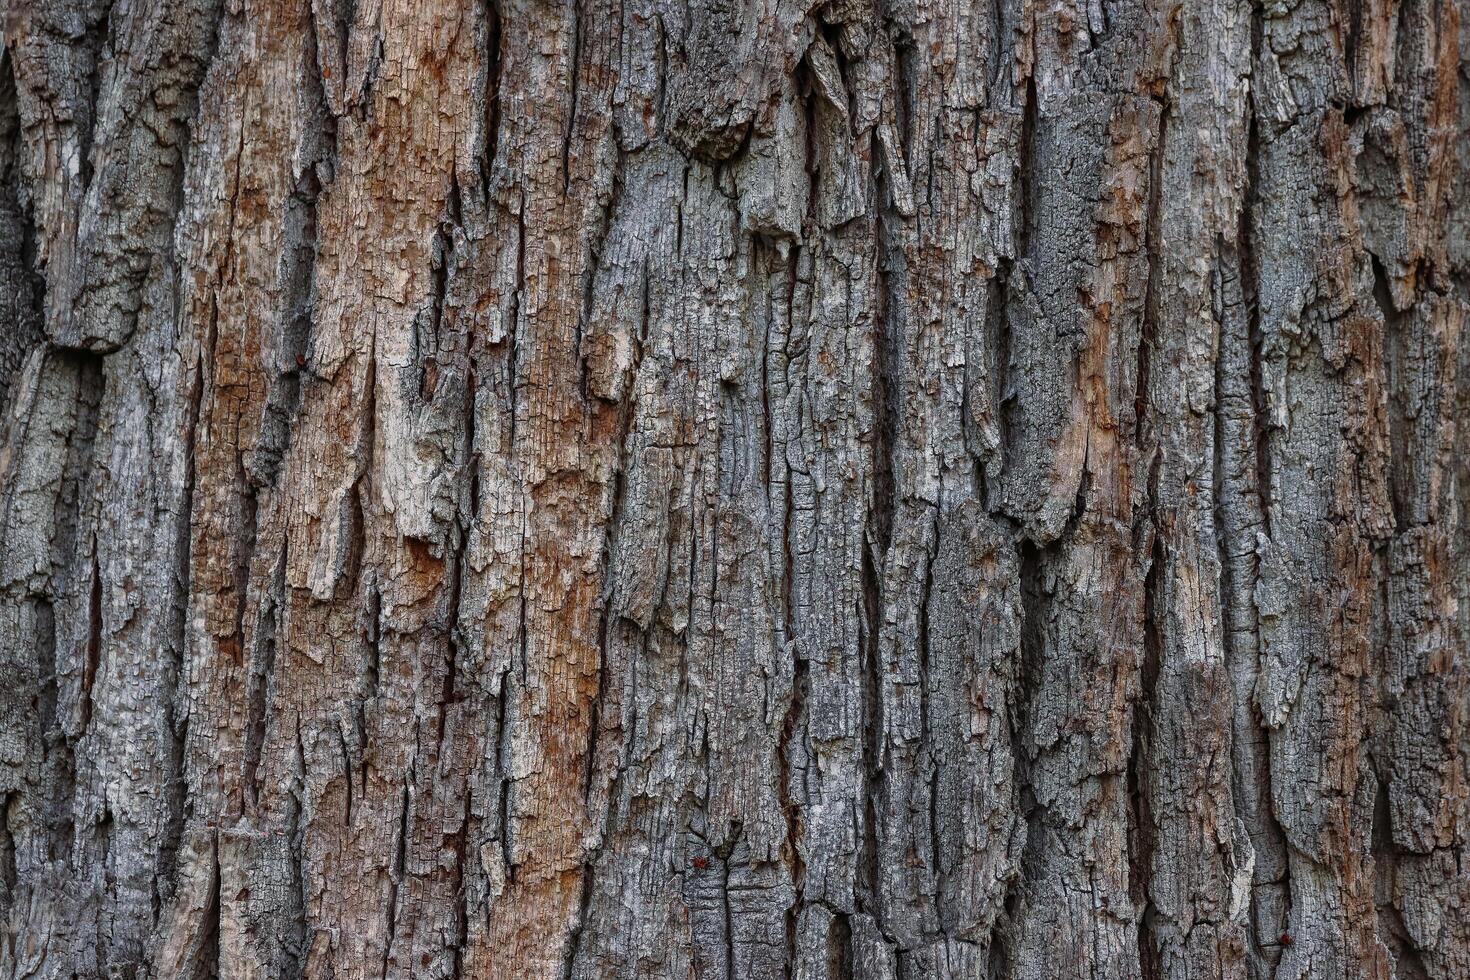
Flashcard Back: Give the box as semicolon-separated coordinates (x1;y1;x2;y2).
0;0;1466;976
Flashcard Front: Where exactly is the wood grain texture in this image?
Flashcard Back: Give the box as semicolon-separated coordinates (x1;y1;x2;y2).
0;0;1466;976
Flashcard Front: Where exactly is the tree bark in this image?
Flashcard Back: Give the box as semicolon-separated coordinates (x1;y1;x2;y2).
0;0;1466;977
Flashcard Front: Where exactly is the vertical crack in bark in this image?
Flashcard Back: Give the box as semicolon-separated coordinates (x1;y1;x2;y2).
759;248;780;488
777;516;807;961
416;202;453;404
480;0;503;190
17;598;60;909
561;838;597;980
1128;80;1168;980
336;0;360;96
675;164;689;259
562;0;583;195
1240;25;1273;545
1130;526;1162;980
163;335;208;878
1369;253;1407;533
564;197;645;975
1215;229;1289;971
998;537;1045;980
0;54;44;408
494;653;515;884
1371;775;1430;980
506;189;527;453
346;332;378;598
352;30;386;122
358;580;381;805
47;352;104;873
337;720;353;827
449;786;471;980
724;851;737;980
986;0;1007;98
985;258;1012;511
254;36;329;486
583;387;630;804
576;147;623;400
1343;0;1366;103
441;429;469;759
859;529;884;924
79;539;102;735
0;792;16;926
998;72;1039;497
772;246;804;936
229;483;259;667
433;174;471;757
191;831;222;980
1135;107;1166;453
892;36;916;172
1233;6;1300;960
381;777;411;979
125;0;228;352
442;535;475;790
78;0;119;192
1015;72;1038;263
862;97;902;940
917;540;939;885
283;714;309;965
245;542;289;812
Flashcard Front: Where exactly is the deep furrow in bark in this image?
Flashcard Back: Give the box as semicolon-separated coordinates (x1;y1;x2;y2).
0;0;1464;974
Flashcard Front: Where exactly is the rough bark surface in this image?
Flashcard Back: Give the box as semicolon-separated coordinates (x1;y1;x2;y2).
0;0;1466;977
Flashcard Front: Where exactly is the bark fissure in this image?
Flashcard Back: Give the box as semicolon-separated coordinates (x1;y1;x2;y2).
1;1;1465;976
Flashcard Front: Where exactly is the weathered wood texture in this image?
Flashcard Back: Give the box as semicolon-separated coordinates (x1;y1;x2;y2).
0;0;1466;976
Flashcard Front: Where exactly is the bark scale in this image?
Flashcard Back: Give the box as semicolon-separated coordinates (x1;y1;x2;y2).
0;0;1466;977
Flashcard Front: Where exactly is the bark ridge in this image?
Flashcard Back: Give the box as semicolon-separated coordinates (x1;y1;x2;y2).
0;0;1467;977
